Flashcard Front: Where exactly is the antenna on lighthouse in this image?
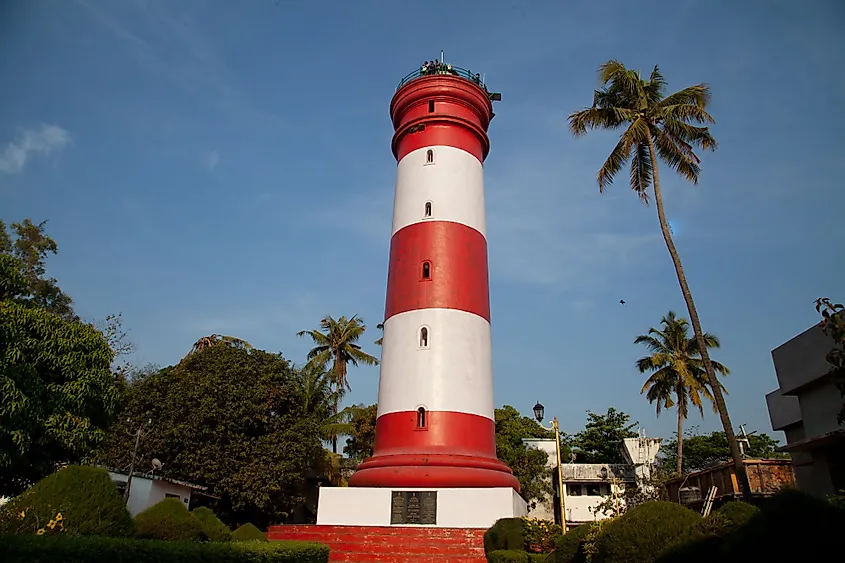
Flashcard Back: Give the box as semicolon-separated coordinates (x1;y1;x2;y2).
440;50;444;63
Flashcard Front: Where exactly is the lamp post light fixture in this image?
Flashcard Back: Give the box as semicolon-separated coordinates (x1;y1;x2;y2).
533;401;567;534
124;416;153;502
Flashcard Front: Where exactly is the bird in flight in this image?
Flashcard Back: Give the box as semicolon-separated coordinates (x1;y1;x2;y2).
619;300;626;305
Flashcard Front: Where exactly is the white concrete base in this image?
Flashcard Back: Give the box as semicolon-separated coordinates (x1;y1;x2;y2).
316;487;527;528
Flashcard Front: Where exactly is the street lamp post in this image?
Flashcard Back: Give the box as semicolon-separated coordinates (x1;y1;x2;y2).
124;416;152;502
533;402;567;534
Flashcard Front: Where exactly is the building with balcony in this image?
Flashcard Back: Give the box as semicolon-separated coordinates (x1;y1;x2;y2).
523;435;661;527
766;321;845;498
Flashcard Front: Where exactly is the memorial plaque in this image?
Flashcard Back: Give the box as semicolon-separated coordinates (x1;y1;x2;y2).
390;491;437;525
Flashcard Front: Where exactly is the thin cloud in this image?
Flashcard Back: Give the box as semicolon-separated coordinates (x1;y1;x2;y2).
0;124;72;174
206;150;220;171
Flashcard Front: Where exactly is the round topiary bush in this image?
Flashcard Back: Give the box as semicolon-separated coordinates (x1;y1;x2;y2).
0;465;133;537
132;498;205;541
592;501;701;563
657;501;759;563
191;506;231;542
551;522;596;563
231;522;267;542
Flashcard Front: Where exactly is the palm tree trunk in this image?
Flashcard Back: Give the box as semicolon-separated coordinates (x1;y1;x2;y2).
676;387;684;476
646;132;752;501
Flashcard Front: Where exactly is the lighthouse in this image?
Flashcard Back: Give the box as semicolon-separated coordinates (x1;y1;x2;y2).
317;60;526;528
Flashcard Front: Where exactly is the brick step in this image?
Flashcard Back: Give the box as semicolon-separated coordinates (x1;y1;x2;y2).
268;531;484;546
268;525;487;563
328;553;486;563
269;525;485;537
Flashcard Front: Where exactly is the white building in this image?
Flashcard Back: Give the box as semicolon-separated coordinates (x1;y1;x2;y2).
106;469;207;517
523;435;661;528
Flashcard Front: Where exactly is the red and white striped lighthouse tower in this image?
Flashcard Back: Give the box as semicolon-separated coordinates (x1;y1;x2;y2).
349;62;519;492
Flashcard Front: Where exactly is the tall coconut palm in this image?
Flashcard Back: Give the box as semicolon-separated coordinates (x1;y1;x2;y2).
568;60;751;499
635;311;730;474
297;315;379;453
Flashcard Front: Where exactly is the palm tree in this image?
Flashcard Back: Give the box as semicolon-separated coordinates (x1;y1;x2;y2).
568;60;751;499
635;311;730;474
374;323;384;347
297;315;379;453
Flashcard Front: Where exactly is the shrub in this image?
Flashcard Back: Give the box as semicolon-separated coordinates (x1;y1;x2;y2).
231;522;267;542
592;501;700;563
721;488;845;561
133;498;204;541
0;534;329;562
528;555;550;562
522;517;562;553
484;517;524;554
488;550;530;563
657;501;759;563
192;507;231;542
0;465;132;537
550;522;595;563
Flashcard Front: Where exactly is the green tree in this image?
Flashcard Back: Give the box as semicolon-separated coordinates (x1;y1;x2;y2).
570;408;638;464
0;219;74;319
96;340;323;529
344;403;378;461
815;297;845;425
660;428;788;474
297;315;379;453
494;405;558;509
635;311;729;474
569;61;751;499
0;246;117;496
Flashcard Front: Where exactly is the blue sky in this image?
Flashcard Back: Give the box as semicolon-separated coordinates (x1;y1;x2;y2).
2;0;844;444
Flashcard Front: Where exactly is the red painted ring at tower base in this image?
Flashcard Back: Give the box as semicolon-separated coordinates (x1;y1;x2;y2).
349;458;520;491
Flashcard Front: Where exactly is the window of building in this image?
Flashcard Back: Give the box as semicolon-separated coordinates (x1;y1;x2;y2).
165;493;180;499
416;407;427;428
567;484;582;496
586;483;609;497
424;201;432;217
419;327;429;348
421;261;431;280
425;149;434;164
428;100;435;113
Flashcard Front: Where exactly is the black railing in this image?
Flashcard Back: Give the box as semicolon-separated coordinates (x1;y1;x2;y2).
397;63;488;92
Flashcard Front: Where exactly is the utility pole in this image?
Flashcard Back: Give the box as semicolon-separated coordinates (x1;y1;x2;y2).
124;416;152;503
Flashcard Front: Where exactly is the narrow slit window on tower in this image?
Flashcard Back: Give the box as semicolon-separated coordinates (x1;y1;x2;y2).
425;149;434;164
424;201;432;217
421;261;431;280
419;327;429;348
416;407;427;429
428;100;435;113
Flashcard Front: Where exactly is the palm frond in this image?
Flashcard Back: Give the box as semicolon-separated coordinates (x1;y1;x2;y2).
662;119;717;151
653;126;702;183
629;140;653;202
597;60;642;103
569;107;628;137
657;84;712;111
644;65;666;104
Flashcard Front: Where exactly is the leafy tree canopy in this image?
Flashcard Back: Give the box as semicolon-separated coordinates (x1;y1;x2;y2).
343;403;378;461
0;219;74;319
570;407;639;464
659;427;788;474
1;221;118;495
494;405;557;509
95;341;324;529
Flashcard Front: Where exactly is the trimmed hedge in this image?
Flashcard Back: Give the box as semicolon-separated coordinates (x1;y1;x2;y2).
0;465;133;537
592;501;700;563
0;534;329;563
484;518;524;554
489;549;530;563
657;501;759;563
192;507;231;542
550;522;596;563
232;522;268;542
133;498;204;541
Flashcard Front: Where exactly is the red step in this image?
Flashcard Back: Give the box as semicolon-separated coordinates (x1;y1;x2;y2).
268;525;487;563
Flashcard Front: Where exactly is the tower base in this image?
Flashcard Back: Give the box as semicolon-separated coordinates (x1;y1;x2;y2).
316;487;527;529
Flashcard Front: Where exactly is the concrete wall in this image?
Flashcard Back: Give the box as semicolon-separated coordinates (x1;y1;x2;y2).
771;324;836;395
317;487;526;528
